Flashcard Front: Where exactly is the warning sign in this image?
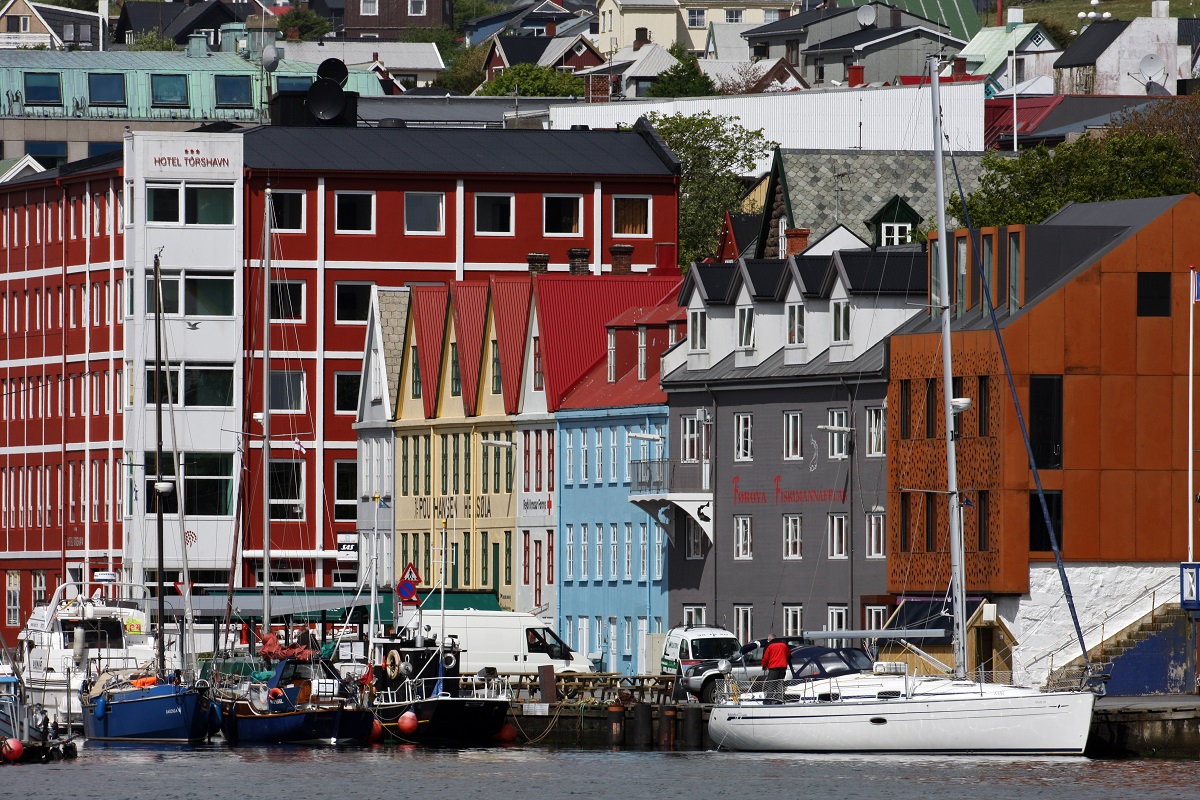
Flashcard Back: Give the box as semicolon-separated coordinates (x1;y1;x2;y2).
400;562;421;584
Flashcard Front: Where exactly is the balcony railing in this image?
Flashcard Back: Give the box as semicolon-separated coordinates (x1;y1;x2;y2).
630;458;710;494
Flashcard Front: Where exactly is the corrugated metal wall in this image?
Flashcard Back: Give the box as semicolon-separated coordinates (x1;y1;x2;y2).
549;83;985;176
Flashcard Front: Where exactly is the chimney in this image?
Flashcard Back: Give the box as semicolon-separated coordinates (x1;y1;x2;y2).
890;8;902;27
779;9;789;19
372;51;379;62
951;56;966;78
784;227;811;256
287;27;301;41
847;64;865;87
527;252;550;274
634;27;650;50
546;21;557;37
609;244;634;275
1006;7;1023;30
586;73;611;102
653;242;679;275
568;248;592;275
1151;0;1169;18
186;32;207;57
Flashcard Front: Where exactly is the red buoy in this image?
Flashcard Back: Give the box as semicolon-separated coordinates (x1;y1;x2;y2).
367;719;384;743
492;723;517;744
1;738;23;762
268;687;284;700
397;711;418;735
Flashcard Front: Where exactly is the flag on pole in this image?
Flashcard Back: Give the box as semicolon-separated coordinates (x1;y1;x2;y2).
292;437;307;454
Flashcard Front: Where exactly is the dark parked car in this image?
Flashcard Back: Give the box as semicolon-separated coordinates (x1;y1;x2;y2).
682;636;812;703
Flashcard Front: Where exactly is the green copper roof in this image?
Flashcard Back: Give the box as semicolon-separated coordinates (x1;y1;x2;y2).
955;23;1052;78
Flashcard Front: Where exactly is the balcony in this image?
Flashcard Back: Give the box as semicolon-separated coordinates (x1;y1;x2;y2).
630;458;710;495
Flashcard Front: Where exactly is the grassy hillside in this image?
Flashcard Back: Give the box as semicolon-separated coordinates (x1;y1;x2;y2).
1003;0;1199;43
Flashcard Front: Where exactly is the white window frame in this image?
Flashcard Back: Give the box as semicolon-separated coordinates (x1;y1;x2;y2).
334;191;375;234
609;523;618;579
683;605;706;626
784;410;802;460
334;281;373;325
654;523;663;579
783;514;802;560
595;524;604;580
361;0;378;15
867;512;886;559
542;194;584;237
580;524;589;580
404;191;445;235
734;413;753;462
270;369;305;413
680;415;699;463
565;524;574;580
737;306;754;349
725;8;743;23
271;189;306;233
565;431;574;485
867;406;886;457
827;408;849;459
787;302;804;346
827;513;848;559
408;0;426;15
865;605;889;631
639;522;648;580
733;604;752;643
832;299;851;343
686;8;706;27
688;309;707;351
612;195;652;238
475;193;515;236
624;523;632;580
827;605;849;648
734;515;752;560
783;604;803;637
637;327;646;380
269;279;305;322
882;222;911;246
685;517;703;560
606;330;616;382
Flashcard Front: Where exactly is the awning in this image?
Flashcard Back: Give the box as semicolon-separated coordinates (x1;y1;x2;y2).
163;589;502;624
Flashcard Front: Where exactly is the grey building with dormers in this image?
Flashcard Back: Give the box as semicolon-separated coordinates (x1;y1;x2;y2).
633;250;926;643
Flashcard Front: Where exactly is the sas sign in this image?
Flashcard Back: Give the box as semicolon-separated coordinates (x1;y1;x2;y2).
337;533;359;561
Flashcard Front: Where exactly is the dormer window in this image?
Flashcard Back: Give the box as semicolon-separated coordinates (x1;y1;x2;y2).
688;310;707;351
787;303;804;345
882;223;911;246
737;307;754;349
607;330;616;383
832;300;850;343
637;327;647;380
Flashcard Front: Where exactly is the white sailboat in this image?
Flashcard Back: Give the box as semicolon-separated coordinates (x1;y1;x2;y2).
707;56;1100;755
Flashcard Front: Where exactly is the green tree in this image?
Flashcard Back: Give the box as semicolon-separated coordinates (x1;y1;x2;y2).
1114;94;1200;190
646;55;717;98
276;9;331;41
644;111;776;267
397;24;462;61
128;30;180;52
477;63;584;97
435;43;489;95
454;0;505;29
953;132;1195;228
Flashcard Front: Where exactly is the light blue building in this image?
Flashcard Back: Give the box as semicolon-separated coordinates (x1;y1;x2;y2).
555;300;681;675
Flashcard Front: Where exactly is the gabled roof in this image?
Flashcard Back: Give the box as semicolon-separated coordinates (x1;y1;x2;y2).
494;34;555;67
953;23;1057;78
822;246;928;295
282;41;445;71
742;1;973;42
161;0;249;41
679;262;738;305
791;254;831;297
728;212;760;256
534;274;681;410
411;286;449;419
1054;19;1130;69
580;42;678;81
735;258;791;301
449;282;489;417
28;2;104;47
115;1;184;36
0;153;44;184
663;333;889;386
743;4;858;36
490;275;533;415
803;25;965;53
374;287;410;418
705;21;756;59
537;33;603;67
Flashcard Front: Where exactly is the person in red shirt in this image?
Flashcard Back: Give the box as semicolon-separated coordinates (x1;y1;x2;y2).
761;635;791;694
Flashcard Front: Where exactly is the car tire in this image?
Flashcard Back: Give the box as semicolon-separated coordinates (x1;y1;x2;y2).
700;678;717;704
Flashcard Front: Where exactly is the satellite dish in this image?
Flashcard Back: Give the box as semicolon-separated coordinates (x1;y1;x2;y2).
262;44;279;73
1139;53;1165;82
856;5;876;27
306;78;346;121
317;57;349;87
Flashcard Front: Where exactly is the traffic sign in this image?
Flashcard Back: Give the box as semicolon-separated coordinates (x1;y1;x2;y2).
397;580;418;605
400;562;421;584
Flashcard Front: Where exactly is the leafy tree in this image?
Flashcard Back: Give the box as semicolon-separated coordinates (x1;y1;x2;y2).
1114;94;1200;190
646;54;717;98
128;30;180;52
644;111;776;267
276;9;331;41
397;24;462;61
435;44;489;94
477;63;584;97
953;132;1195;228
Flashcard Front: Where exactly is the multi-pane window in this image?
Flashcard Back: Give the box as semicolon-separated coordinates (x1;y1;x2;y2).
150;270;235;317
532;336;543;391
655;523;663;579
594;429;603;482
827;605;849;648
867;512;885;558
787;303;804;345
411;346;421;399
725;8;743;22
827;409;848;458
734;515;752;560
5;571;18;626
685;517;703;559
565;525;574;580
737;307;754;349
683;605;706;626
784;411;802;459
783;514;802;559
580;524;589;579
145;362;235;408
334;461;357;521
882;222;911;246
688;310;706;351
866;406;886;456
595;522;604;580
491;340;502;394
450;343;461;397
680;415;699;462
866;605;889;632
734;413;753;461
733;605;752;643
827;514;848;559
268;460;303;520
607;330;616;382
686;8;705;27
610;523;618;578
639;522;648;580
832;300;850;342
783;604;803;637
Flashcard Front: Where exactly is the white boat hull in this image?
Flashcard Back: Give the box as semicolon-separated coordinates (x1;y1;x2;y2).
709;682;1096;754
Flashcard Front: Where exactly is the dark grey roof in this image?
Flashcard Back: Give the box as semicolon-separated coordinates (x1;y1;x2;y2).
833;247;928;294
744;5;856;37
357;95;566;125
685;262;737;304
33;4;103;46
793;255;830;296
6;149;121;186
729;212;760;255
743;259;787;300
497;35;554;66
663;333;889;387
1181;18;1200;51
240;124;679;176
117;1;184;35
162;0;249;41
803;25;954;53
1053;19;1130;68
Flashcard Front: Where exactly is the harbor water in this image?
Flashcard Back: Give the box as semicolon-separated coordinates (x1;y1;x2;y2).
2;744;1197;800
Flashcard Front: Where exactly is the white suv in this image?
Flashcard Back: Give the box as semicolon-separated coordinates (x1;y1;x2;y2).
660;625;741;675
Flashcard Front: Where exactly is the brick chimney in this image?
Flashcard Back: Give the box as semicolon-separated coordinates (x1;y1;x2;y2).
568;248;592;275
586;74;611;102
633;27;650;50
784;227;811;255
546;21;557;37
609;244;634;275
847;64;865;87
287;27;300;41
527;252;550;274
779;9;789;18
951;56;967;79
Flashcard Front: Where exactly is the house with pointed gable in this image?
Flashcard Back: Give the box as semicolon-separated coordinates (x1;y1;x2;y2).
482;32;606;82
0;0;104;49
643;249;925;640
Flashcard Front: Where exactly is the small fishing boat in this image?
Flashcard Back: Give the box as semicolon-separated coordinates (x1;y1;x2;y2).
1;658;78;763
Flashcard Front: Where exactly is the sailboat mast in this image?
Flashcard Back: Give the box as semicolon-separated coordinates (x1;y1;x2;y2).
154;252;167;677
930;55;969;679
262;188;273;636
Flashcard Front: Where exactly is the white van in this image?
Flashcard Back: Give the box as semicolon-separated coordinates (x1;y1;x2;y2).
660;625;740;674
402;610;594;676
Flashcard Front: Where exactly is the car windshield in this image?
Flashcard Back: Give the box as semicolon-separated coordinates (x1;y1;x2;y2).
692;638;740;659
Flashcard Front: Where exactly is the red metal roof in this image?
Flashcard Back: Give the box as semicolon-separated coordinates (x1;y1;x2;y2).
450;282;489;417
558;354;667;410
534;275;681;411
489;275;532;415
983;95;1063;149
412;285;449;419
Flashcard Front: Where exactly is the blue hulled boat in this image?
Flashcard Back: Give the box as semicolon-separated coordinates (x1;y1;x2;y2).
81;675;218;743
